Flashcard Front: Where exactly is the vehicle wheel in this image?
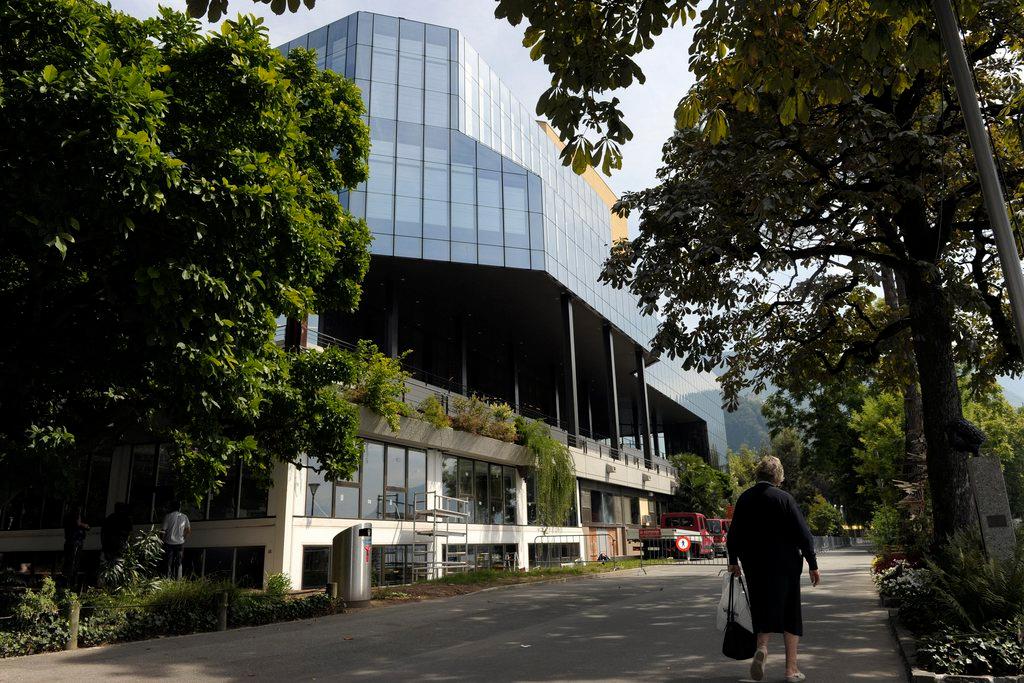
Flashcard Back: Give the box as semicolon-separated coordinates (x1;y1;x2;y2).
688;545;700;561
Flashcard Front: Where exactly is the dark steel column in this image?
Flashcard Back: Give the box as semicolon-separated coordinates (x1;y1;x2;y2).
385;280;399;359
634;344;653;464
651;407;661;458
458;315;469;395
560;292;579;439
602;323;621;451
284;316;307;352
511;344;520;413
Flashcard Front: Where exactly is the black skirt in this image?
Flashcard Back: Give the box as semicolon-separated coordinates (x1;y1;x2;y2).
744;567;803;636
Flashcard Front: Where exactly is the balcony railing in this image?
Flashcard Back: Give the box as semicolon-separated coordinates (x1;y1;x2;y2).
284;326;680;480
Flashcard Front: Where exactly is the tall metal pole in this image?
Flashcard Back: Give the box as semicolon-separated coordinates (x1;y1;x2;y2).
933;0;1024;355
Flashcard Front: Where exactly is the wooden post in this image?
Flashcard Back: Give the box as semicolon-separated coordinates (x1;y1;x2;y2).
66;602;80;650
217;591;229;632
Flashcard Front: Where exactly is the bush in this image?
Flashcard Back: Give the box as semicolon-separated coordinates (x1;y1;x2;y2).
917;620;1024;676
925;530;1024;631
264;572;290;598
98;529;164;591
449;396;517;443
417;395;451;430
0;575;344;658
230;593;339;627
806;494;844;535
868;504;903;549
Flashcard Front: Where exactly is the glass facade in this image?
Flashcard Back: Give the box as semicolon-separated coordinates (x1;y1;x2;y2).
440;454;517;525
305;442;426;520
126;444;268;524
280;12;727;459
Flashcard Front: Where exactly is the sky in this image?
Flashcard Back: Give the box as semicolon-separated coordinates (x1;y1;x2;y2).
108;0;696;228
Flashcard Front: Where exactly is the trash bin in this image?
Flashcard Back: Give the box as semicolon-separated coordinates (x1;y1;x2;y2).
331;522;372;607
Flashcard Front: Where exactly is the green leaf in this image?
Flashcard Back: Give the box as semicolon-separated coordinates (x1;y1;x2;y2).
779;96;797;125
42;65;58;83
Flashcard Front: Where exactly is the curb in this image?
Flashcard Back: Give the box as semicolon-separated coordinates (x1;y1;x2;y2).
887;610;1024;683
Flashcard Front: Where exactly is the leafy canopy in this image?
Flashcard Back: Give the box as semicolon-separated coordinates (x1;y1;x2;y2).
669;452;732;517
0;0;381;498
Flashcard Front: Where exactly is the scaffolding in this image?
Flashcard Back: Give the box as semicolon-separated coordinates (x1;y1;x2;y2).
411;491;471;581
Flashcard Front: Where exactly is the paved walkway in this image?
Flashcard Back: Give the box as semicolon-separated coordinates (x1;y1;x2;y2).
0;548;902;682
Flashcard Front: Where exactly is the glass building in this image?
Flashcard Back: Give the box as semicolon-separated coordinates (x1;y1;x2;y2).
279;12;727;462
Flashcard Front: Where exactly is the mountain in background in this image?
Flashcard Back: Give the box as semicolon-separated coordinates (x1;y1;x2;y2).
723;393;771;452
998;376;1024;407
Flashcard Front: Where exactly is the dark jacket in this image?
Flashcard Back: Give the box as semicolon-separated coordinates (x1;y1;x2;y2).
726;482;818;573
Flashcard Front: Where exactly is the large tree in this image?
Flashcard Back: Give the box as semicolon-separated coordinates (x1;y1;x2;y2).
0;0;382;503
497;0;1024;540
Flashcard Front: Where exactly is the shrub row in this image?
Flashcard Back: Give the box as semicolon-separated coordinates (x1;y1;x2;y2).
0;578;342;658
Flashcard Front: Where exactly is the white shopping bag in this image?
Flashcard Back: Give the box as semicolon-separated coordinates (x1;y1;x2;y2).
716;573;753;632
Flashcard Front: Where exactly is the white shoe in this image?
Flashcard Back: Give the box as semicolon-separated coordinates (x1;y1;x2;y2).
785;673;806;682
750;646;767;681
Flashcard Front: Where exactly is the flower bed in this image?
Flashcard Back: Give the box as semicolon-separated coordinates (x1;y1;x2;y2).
872;532;1024;679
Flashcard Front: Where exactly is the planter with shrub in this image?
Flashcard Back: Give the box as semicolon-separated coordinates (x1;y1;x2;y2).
872;529;1024;678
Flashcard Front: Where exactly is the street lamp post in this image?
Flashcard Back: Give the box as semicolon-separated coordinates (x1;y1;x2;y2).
308;482;321;516
932;0;1024;355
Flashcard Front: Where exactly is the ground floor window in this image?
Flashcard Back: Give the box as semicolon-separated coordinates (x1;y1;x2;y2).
301;545;331;590
180;546;265;588
371;544;427;586
0;546;264;587
300;543;429;589
528;542;582;567
443;543;518;570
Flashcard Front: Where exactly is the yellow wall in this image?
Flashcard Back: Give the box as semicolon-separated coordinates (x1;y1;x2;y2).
538;121;629;242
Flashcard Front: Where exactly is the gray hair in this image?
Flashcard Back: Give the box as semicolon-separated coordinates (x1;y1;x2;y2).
755;455;785;485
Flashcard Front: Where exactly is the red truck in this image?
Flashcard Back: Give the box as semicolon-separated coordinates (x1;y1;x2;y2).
638;512;717;559
708;518;728;557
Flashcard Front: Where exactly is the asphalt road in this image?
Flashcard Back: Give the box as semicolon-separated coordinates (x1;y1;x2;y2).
0;548;903;682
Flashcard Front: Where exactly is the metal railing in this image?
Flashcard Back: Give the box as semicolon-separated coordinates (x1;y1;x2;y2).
283;325;683;480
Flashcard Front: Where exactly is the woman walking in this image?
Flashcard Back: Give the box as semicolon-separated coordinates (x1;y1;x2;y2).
726;456;821;682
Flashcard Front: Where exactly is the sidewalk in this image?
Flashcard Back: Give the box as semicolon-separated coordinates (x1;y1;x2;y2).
0;547;902;681
665;546;905;681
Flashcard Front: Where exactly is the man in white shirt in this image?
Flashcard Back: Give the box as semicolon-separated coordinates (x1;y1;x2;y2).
161;502;191;579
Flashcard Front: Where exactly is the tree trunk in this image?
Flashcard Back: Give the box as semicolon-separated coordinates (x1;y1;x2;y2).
880;268;928;484
881;267;930;520
901;264;974;541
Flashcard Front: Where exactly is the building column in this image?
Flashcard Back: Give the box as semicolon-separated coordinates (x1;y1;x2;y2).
283;316;307;351
560;292;579;439
511;343;520;413
385;280;399;359
553;374;561;428
602;323;621;452
458;315;469;395
267;461;298;587
634;344;653;465
651;407;661;458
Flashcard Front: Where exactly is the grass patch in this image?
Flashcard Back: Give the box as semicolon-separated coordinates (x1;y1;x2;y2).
424;558;676;586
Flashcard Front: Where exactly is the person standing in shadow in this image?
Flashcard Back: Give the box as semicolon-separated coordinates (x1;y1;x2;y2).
160;502;191;579
101;502;133;563
62;505;89;588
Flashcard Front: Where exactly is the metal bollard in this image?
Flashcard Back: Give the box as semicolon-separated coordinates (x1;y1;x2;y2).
66;602;80;650
217;591;229;632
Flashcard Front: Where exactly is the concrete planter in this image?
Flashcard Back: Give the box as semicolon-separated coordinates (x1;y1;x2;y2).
888;610;1024;683
357;406;532;466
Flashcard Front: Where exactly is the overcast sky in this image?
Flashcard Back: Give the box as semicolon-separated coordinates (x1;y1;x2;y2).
109;0;696;225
